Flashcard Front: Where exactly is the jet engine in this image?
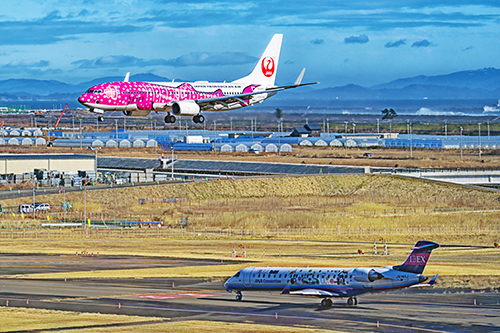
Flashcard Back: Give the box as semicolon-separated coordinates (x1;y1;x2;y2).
123;110;151;117
352;268;385;283
172;100;200;116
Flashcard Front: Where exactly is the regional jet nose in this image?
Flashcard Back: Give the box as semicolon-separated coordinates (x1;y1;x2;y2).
419;275;428;283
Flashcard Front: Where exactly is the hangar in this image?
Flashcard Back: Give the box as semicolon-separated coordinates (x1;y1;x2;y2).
0;154;95;174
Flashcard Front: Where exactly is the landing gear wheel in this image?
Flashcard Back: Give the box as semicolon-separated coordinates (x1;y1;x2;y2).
347;297;357;306
164;114;176;124
193;115;205;124
97;116;104;122
354;297;358;305
321;298;333;307
235;291;242;301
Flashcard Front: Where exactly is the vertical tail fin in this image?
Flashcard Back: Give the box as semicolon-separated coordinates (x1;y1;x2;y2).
393;241;439;274
233;34;282;87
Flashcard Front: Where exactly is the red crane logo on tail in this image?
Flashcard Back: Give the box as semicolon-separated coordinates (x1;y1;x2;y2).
261;57;275;77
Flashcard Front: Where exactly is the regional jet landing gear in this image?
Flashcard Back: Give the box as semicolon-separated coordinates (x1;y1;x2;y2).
164;114;176;124
235;291;243;301
320;298;333;307
97;116;104;122
347;296;358;306
193;114;205;123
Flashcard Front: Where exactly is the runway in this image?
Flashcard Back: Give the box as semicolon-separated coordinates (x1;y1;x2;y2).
0;254;499;332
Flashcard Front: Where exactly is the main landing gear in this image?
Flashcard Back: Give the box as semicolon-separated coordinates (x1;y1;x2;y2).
320;298;333;307
193;114;205;123
235;291;243;301
165;114;176;124
347;296;358;306
97;116;104;122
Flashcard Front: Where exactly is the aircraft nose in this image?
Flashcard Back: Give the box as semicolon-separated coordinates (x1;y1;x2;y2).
419;275;428;283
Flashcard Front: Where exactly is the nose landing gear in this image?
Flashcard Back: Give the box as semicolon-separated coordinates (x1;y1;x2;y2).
235;291;243;301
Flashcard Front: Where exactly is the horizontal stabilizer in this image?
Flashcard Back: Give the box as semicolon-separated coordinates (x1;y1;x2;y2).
409;274;439;288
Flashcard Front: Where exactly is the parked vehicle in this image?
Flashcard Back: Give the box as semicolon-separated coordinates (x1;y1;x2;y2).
34;203;50;211
19;204;33;213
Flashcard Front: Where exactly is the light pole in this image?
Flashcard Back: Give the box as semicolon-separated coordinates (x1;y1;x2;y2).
478;123;482;159
79;119;82;150
88;146;101;183
487;120;490;140
377;118;380;135
352;123;356;135
154;119;157;154
409;121;413;158
213;120;217;153
444;120;447;139
344;121;348;157
115;119;118;149
460;126;463;160
278;121;281;156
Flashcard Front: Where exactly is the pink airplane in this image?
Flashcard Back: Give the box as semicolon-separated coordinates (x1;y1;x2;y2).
78;34;317;124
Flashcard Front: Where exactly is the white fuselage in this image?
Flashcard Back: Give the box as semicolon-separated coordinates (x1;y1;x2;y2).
224;266;424;298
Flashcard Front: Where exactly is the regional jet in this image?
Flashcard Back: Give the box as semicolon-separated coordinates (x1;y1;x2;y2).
78;34;317;124
224;240;439;307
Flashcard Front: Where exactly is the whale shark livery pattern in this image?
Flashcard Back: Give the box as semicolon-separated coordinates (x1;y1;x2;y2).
78;34;318;124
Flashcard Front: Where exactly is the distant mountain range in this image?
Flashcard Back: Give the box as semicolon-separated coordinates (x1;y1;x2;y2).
0;68;499;109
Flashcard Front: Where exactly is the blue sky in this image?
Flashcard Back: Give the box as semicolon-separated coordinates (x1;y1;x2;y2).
0;1;499;87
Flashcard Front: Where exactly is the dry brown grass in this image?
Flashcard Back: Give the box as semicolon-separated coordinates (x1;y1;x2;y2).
0;307;164;333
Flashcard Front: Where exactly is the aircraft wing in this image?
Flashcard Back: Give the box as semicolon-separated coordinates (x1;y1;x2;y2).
288;289;341;297
194;81;318;108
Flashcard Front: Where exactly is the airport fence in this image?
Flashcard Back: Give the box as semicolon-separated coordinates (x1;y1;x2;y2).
0;222;498;240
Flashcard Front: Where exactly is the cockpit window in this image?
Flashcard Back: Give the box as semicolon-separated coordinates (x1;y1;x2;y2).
234;272;240;278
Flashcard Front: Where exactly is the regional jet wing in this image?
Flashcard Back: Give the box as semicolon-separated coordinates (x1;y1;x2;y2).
287;289;341;297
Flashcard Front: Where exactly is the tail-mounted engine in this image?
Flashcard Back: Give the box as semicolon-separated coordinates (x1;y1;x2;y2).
352;268;385;283
172;100;200;116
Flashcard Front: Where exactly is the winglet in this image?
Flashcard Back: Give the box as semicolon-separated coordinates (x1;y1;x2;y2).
294;68;306;86
124;72;130;82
